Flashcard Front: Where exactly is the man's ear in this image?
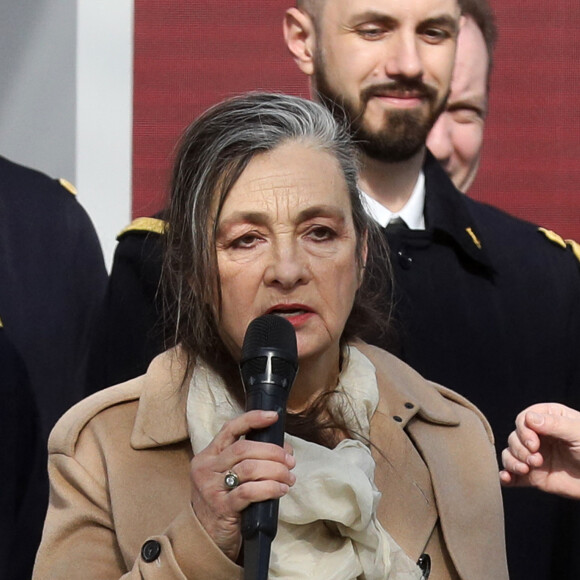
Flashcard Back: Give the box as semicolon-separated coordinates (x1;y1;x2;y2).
283;8;317;76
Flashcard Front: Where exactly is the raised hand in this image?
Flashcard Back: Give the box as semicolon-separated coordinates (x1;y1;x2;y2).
500;403;580;499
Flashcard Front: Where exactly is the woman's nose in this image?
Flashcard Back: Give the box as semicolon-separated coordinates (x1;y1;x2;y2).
264;243;310;290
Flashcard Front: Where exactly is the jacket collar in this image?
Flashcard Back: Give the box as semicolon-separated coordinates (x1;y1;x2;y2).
355;341;460;428
131;343;460;450
423;150;494;272
131;348;191;449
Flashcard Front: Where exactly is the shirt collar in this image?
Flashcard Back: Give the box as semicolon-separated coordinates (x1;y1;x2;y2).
361;172;426;230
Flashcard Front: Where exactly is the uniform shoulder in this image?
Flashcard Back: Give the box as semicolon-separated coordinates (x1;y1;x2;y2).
463;196;538;236
0;155;79;204
117;216;167;240
48;378;143;457
464;197;580;266
111;216;166;278
566;238;580;262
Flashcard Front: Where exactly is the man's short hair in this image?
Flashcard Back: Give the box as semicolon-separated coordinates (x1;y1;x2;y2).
459;0;498;69
296;0;322;14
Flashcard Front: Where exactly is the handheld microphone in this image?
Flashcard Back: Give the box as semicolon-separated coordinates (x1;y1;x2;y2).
240;314;298;580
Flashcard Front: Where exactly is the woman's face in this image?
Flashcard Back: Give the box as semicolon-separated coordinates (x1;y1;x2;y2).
215;141;365;365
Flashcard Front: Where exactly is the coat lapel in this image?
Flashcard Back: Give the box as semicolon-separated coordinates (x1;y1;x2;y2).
407;413;508;580
130;348;191;449
361;341;460;559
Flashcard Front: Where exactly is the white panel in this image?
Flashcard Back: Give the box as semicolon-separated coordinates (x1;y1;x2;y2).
0;1;76;182
77;0;134;270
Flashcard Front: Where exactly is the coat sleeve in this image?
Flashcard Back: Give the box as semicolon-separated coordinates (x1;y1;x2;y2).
33;439;242;579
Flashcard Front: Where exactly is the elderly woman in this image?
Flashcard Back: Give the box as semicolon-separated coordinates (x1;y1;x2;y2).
33;94;508;579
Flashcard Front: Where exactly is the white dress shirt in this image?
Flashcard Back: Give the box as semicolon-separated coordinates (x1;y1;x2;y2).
361;172;426;230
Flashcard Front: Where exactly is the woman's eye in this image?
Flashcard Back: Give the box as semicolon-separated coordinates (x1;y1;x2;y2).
307;226;336;242
231;233;261;248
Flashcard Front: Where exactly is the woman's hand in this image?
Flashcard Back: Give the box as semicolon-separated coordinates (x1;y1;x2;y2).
189;410;296;561
500;403;580;499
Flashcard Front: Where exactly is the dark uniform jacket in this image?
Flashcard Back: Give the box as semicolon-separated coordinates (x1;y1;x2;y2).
0;155;107;574
0;327;47;580
0;155;108;441
88;152;580;579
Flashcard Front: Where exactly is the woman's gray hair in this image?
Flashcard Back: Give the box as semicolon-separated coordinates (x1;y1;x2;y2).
163;92;389;364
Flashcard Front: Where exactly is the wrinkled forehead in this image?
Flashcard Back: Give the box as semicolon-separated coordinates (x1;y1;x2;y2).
216;141;353;223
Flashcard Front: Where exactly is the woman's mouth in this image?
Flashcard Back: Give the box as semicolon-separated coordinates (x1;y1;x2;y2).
267;305;315;326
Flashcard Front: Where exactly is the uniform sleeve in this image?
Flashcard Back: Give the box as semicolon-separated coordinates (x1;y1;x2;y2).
33;443;241;579
85;229;166;394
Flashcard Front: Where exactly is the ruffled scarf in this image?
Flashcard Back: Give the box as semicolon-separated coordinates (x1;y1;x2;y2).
187;345;421;579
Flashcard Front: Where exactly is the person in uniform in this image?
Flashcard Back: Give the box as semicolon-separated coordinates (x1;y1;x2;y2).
0;154;108;441
85;214;166;392
0;155;107;573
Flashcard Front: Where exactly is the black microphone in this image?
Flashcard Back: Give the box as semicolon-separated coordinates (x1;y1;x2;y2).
240;314;298;580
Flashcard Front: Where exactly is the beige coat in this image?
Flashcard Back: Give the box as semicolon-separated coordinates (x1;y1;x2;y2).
33;343;508;579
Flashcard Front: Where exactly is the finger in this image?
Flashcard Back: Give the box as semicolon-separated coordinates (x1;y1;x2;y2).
211;411;280;452
499;469;526;488
514;413;542;453
501;447;530;476
233;458;297;488
506;430;535;464
283;442;296;468
217;438;294;473
521;402;580;420
226;480;290;513
499;469;515;486
524;411;580;446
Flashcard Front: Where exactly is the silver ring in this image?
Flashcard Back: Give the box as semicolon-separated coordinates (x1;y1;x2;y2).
224;470;240;490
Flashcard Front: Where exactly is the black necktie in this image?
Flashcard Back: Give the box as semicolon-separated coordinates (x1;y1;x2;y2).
386;217;409;232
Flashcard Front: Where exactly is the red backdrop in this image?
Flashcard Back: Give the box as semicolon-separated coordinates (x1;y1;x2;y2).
133;0;580;241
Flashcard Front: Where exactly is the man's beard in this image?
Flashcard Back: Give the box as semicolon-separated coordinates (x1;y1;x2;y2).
314;56;448;162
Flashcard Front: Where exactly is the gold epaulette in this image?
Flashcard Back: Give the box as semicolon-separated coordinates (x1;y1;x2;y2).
465;227;482;249
538;227;566;249
58;178;78;196
566;239;580;263
116;217;167;240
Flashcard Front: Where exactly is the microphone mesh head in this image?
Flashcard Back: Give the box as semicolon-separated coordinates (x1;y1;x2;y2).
242;315;297;361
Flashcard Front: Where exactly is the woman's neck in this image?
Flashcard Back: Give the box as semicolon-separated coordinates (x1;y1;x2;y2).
287;347;341;413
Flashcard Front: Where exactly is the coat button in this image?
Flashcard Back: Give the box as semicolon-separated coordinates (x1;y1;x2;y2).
417;553;431;579
397;250;413;269
141;539;161;562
